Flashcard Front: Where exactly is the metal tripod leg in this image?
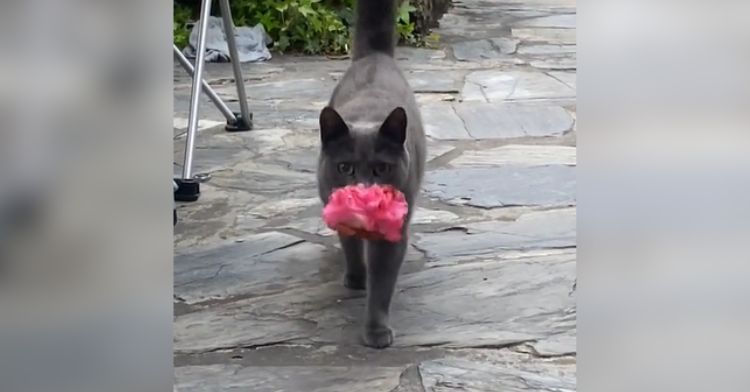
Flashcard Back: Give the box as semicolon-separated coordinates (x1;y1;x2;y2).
176;0;212;202
173;45;236;123
176;0;255;202
218;0;253;131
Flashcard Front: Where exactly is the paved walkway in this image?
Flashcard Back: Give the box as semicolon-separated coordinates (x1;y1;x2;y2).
174;0;576;390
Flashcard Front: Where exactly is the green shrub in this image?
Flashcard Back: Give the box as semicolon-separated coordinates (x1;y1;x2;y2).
173;0;426;55
395;0;417;45
174;2;193;49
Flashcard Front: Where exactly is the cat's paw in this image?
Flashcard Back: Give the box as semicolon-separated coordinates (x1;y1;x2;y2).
344;274;366;290
363;326;394;348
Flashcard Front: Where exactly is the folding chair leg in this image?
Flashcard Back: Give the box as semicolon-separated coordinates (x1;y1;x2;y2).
174;45;237;123
177;0;213;201
218;0;253;131
176;0;255;203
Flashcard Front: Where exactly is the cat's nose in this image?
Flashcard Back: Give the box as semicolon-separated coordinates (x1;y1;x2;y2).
357;178;375;187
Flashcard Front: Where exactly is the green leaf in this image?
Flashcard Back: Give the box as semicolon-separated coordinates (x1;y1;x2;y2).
397;1;415;23
298;5;315;17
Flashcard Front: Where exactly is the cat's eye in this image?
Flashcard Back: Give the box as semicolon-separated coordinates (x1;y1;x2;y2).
337;162;355;175
373;162;392;177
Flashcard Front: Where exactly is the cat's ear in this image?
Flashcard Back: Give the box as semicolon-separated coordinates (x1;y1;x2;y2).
379;107;407;145
319;107;349;145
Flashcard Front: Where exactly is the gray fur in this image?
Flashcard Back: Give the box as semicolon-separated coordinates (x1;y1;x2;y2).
316;0;426;349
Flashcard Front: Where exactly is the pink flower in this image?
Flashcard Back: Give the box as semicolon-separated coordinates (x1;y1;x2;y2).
322;184;409;242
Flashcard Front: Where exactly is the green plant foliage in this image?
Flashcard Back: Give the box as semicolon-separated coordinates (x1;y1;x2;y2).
173;0;426;55
396;1;417;45
173;2;193;49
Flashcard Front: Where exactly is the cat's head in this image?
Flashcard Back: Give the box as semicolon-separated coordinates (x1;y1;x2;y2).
318;106;409;190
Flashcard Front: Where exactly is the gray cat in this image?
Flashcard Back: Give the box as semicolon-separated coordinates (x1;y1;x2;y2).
316;0;426;348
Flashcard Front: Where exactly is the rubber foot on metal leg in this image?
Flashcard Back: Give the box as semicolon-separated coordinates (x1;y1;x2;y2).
225;112;253;132
174;178;200;202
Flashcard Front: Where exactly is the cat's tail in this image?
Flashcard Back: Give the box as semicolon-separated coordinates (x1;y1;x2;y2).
352;0;397;60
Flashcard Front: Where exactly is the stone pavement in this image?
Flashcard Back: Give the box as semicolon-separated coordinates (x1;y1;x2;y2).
174;0;576;390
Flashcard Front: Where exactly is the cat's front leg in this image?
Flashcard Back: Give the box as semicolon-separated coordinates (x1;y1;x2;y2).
340;234;366;290
363;236;407;348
